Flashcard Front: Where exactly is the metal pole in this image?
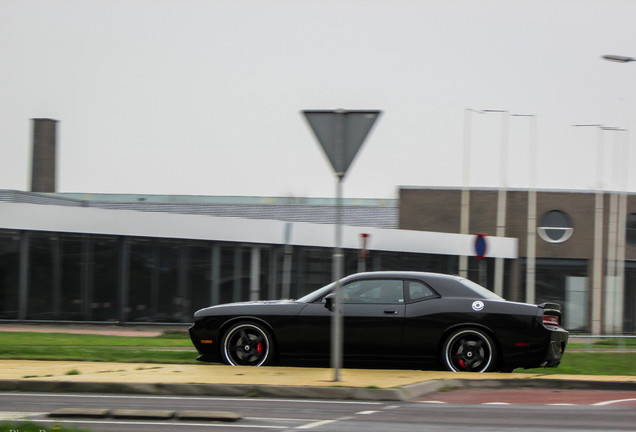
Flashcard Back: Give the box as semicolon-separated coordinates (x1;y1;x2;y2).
282;223;293;299
211;243;220;305
250;246;261;301
512;114;538;304
593;127;605;335
488;110;509;297
460;109;480;278
331;175;344;381
616;130;629;334
599;56;634;334
18;231;29;320
604;128;628;333
119;237;130;324
331;110;346;382
573;124;605;335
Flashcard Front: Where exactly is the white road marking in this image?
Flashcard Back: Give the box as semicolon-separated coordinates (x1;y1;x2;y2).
295;419;338;430
356;410;378;415
246;417;321;422
593;398;636;406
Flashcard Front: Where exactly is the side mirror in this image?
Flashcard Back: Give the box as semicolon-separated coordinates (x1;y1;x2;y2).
324;293;335;312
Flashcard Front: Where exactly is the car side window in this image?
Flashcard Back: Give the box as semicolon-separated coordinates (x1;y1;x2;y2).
341;279;404;304
407;280;437;302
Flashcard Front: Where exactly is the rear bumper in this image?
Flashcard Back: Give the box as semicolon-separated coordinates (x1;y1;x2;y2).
500;326;568;370
543;327;568;367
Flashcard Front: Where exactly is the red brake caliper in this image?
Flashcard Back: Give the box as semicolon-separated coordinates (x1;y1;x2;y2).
256;342;263;355
457;352;466;369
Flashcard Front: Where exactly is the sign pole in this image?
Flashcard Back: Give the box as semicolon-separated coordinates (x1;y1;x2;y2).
332;174;344;381
301;109;381;382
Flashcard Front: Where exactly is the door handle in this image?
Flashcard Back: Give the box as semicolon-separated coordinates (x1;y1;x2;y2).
384;309;398;315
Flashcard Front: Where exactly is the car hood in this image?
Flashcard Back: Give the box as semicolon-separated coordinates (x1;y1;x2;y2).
194;299;302;318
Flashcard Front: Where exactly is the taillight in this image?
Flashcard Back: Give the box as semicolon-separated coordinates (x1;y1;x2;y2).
543;314;560;326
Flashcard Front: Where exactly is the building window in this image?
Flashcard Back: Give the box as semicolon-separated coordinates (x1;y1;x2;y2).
627;214;636;245
538;210;573;244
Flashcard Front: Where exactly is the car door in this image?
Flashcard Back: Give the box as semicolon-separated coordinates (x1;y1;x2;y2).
297;278;406;363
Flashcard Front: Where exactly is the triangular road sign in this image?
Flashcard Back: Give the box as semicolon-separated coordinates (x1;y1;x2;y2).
302;110;381;178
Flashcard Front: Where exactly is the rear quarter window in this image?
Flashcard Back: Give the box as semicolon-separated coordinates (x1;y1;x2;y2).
407;280;437;302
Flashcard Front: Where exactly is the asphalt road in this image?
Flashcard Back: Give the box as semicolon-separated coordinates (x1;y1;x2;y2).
2;390;636;432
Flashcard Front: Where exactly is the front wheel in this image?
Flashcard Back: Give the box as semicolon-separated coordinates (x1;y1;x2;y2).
442;328;496;373
221;322;274;366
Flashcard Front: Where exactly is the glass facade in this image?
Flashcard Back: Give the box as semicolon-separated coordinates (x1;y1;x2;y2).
0;231;20;319
624;263;636;333
522;258;590;333
6;227;632;333
0;229;463;323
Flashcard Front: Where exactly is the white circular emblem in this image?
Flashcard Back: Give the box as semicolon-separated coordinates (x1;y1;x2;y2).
472;301;484;311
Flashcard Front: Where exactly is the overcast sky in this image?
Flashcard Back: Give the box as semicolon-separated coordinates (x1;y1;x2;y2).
2;0;636;199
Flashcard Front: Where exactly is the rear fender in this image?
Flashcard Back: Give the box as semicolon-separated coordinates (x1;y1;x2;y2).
438;323;499;352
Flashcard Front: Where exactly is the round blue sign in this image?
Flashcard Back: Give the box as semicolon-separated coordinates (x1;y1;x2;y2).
474;234;487;259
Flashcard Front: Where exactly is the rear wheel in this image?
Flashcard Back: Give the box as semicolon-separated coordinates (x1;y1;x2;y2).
221;322;274;366
442;328;496;373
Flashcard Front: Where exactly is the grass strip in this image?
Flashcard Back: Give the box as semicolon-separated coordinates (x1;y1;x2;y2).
0;345;198;364
0;421;91;432
0;330;198;363
0;331;192;347
515;352;635;376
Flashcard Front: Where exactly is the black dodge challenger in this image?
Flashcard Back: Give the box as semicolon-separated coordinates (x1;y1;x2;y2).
189;271;568;372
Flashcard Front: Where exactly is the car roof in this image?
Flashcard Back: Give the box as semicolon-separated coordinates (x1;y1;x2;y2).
341;271;497;299
343;271;461;282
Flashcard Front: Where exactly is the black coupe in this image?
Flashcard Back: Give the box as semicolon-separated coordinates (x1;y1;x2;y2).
189;271;568;372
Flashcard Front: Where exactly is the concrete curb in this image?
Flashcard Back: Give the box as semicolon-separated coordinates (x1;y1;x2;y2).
49;408;111;418
49;408;241;422
1;378;635;401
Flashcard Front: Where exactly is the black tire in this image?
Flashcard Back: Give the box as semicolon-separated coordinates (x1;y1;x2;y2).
442;328;496;373
221;322;274;366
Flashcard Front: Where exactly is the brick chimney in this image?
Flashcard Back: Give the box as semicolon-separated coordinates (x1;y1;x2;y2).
30;118;58;192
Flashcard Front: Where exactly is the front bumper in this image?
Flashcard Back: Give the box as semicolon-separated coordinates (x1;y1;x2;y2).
188;321;220;363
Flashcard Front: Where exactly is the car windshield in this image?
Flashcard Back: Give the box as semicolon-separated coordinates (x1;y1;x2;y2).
296;282;336;303
459;278;503;300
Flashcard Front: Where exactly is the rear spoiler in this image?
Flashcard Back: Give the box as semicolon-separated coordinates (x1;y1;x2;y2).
538;302;561;312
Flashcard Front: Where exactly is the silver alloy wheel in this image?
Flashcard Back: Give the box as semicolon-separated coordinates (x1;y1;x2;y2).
222;322;273;366
443;328;496;373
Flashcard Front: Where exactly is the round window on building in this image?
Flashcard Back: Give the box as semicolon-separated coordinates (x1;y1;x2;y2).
626;213;636;245
538;210;573;244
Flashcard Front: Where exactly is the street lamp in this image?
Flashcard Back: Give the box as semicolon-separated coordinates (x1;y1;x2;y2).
599;55;633;334
615;129;629;335
484;109;509;298
572;124;625;334
572;124;605;335
512;113;538;304
602;55;636;63
604;127;628;334
460;108;508;293
460;108;485;278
